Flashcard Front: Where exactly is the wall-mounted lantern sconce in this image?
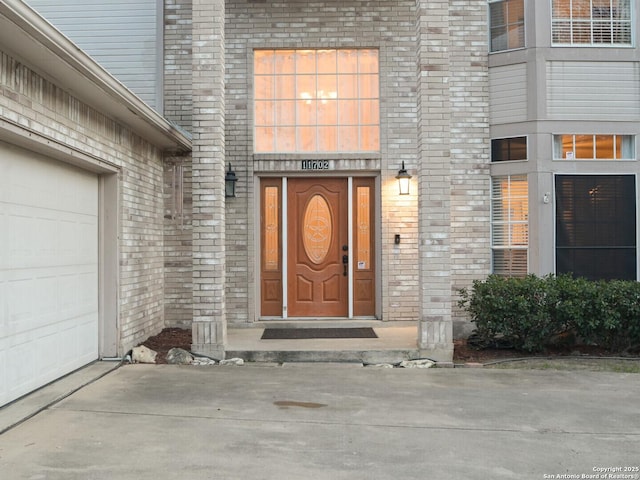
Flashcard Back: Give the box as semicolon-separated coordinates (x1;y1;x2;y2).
225;163;238;198
395;161;412;195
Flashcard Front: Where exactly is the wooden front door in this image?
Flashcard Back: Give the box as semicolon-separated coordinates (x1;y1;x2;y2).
287;178;349;317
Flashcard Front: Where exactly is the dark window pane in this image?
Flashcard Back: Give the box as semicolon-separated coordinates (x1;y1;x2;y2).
491;137;527;162
491;139;508;162
556;248;636;281
508;137;527;160
555;175;637;280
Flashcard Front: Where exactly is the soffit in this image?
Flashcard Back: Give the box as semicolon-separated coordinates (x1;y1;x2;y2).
0;0;191;151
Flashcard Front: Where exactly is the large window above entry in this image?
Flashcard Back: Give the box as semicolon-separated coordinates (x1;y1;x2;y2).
553;134;635;160
254;49;380;153
552;0;632;46
489;0;525;52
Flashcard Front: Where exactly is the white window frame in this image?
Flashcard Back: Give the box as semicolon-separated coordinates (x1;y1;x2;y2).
491;174;529;277
551;0;633;47
552;134;636;160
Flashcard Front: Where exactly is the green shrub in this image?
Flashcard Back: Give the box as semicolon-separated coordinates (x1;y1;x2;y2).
592;280;640;351
458;274;640;353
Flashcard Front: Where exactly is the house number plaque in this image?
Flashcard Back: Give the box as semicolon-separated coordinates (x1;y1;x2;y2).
301;160;330;170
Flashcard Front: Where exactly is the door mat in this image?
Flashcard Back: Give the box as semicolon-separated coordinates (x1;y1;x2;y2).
261;327;378;340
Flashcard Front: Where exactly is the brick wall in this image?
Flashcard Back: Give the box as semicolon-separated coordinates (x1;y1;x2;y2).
163;154;193;327
415;0;453;355
225;0;421;323
164;0;193;130
0;50;166;352
448;0;491;337
163;0;194;328
190;0;227;356
162;0;490;332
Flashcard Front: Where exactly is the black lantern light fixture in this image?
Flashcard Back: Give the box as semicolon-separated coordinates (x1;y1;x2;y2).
395;161;412;195
225;163;238;198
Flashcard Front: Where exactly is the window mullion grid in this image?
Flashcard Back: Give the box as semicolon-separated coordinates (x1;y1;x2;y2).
608;0;614;45
505;2;510;49
295;53;300;152
569;0;574;44
589;0;594;45
272;71;278;152
506;177;513;248
357;52;362;151
314;52;318;153
335;54;341;152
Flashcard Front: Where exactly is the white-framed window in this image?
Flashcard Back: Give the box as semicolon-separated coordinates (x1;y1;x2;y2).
552;0;632;46
253;49;380;153
491;136;528;162
489;0;525;52
553;134;635;160
491;175;529;277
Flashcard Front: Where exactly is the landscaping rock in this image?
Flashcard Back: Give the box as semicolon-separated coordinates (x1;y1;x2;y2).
132;345;157;364
166;348;194;365
219;358;244;366
192;356;217;366
399;359;435;369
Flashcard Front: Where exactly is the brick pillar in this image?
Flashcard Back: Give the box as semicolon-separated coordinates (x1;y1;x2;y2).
416;0;453;361
191;0;227;359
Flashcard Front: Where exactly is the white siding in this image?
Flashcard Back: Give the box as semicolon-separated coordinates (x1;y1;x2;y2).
547;61;640;120
489;64;527;125
27;0;161;111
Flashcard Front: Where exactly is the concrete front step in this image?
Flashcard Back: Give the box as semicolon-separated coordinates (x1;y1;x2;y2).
225;348;422;364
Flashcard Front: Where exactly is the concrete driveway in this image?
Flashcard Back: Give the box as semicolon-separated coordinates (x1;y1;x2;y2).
0;363;638;480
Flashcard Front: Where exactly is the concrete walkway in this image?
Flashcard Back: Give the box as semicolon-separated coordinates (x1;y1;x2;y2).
0;363;638;480
226;323;423;363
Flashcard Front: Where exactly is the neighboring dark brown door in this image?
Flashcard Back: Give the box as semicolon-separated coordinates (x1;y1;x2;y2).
287;178;349;317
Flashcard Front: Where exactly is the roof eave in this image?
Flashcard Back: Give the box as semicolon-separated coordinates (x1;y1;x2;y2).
0;0;192;152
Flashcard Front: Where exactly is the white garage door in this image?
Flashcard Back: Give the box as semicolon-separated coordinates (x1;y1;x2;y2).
0;142;99;406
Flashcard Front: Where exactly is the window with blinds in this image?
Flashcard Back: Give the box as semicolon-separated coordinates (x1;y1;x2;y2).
552;0;632;46
553;134;635;160
491;175;529;277
556;175;637;280
489;0;525;52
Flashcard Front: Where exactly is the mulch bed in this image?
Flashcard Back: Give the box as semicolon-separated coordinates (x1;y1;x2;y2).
140;328;192;364
139;327;633;365
452;339;622;364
